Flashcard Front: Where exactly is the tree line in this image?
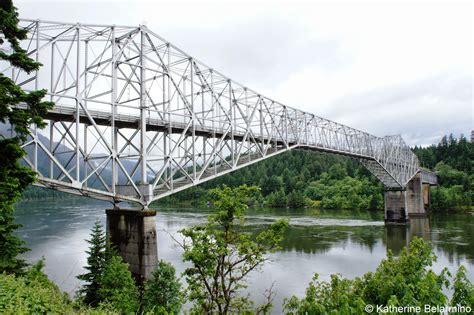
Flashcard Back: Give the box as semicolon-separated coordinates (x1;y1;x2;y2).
158;151;386;210
414;134;473;211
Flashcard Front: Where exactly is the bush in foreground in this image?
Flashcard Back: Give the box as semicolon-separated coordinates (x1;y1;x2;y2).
142;260;183;314
0;260;118;314
283;237;473;314
0;260;73;313
97;255;140;313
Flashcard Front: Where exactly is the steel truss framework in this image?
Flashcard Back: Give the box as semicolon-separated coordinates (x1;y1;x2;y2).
1;20;437;208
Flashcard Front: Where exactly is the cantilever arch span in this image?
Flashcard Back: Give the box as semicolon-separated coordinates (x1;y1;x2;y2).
105;209;158;281
8;19;437;209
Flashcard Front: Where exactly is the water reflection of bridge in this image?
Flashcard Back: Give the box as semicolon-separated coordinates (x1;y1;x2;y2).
278;218;431;256
385;217;431;255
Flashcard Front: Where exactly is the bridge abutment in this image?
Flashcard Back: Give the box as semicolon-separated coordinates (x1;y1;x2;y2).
105;209;158;282
385;173;428;225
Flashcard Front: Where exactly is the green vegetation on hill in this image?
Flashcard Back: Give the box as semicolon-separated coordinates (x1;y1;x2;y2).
414;134;473;211
159;150;384;210
20;185;77;201
158;133;472;211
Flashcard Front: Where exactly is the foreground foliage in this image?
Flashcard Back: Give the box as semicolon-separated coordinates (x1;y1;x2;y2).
97;255;140;313
283;237;473;314
77;221;108;306
77;221;139;313
142;260;183;314
77;222;183;314
179;185;289;314
0;0;53;275
0;260;118;314
0;260;74;313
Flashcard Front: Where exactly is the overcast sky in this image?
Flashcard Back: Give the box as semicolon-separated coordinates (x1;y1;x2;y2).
15;0;473;146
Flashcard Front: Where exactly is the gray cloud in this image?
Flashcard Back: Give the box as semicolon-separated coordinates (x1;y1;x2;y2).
328;73;472;146
14;1;474;146
164;16;350;89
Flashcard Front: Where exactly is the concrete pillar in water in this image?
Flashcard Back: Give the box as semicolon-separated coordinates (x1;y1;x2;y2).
405;173;425;217
105;209;158;281
384;189;408;224
422;183;431;208
384;173;427;225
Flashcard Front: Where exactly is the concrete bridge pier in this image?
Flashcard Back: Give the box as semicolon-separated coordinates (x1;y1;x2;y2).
105;209;158;282
384;173;428;225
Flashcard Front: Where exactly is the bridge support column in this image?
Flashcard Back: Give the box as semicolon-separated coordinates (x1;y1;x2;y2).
384;173;426;225
423;183;431;208
406;173;425;217
106;209;158;282
384;190;408;224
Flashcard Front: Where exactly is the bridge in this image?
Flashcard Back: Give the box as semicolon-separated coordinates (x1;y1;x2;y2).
2;19;437;279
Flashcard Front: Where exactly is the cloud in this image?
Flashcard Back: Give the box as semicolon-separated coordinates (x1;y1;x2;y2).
325;73;472;145
14;0;474;146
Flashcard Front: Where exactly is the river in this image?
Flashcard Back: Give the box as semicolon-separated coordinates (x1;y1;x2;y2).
14;198;474;313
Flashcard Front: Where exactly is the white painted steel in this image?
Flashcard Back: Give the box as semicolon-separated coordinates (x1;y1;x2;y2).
1;20;437;207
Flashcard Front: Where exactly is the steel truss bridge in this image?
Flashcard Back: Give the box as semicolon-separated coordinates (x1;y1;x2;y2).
2;19;437;208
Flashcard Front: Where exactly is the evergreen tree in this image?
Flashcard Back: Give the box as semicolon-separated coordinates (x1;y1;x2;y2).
78;221;138;311
0;0;54;274
98;255;140;313
143;260;183;314
77;221;107;306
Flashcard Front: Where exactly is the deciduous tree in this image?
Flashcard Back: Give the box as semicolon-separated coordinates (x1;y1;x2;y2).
98;255;140;313
179;185;288;314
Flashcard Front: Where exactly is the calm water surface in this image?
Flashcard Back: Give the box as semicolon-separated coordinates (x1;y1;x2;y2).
15;199;474;313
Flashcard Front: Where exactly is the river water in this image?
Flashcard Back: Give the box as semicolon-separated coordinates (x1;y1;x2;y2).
14;199;474;313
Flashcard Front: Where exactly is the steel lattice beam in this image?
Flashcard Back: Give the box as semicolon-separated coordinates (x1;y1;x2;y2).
0;19;437;208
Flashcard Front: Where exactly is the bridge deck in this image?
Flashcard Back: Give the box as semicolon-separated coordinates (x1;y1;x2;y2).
17;103;378;159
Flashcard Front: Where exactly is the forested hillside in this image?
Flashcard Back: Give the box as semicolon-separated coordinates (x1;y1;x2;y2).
414;134;473;210
159;150;385;209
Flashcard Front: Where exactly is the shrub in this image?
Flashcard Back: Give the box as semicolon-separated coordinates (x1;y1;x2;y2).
284;237;471;313
143;260;183;314
98;255;140;313
0;260;73;313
